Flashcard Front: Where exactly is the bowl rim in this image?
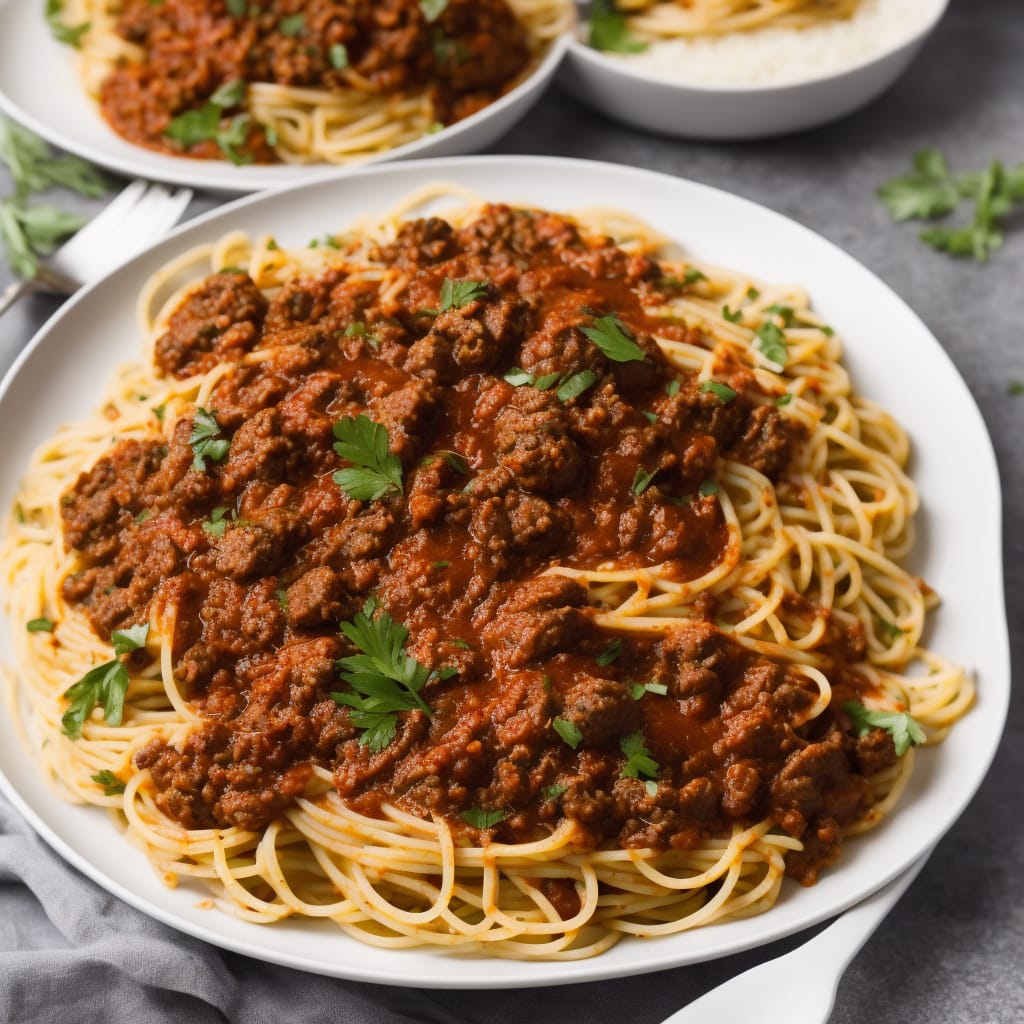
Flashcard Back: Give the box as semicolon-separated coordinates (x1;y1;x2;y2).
567;0;950;95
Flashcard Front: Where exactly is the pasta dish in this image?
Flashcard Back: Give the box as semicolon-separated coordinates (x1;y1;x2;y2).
57;0;572;164
0;186;971;958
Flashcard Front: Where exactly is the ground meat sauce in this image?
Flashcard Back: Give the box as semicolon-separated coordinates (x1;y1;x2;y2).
99;0;532;162
60;206;895;888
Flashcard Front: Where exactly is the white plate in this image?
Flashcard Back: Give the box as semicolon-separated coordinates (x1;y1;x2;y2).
0;0;569;193
0;156;1009;988
559;0;948;140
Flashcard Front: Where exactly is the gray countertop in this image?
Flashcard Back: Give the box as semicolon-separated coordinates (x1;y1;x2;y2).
1;0;1021;1020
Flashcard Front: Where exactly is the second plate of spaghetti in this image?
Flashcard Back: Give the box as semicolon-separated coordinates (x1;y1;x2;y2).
0;156;1008;987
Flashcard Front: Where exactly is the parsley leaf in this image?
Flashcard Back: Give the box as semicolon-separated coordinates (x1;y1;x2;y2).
27;617;55;633
582;314;646;363
544;783;567;801
0;119;108;197
331;599;434;752
722;305;742;323
278;14;305;36
754;320;788;369
332;414;404;501
534;371;561;391
44;0;90;47
504;367;534;386
556;369;597;403
877;149;960;221
763;303;795;326
620;731;659;780
630;680;668;700
683;268;707;285
596;638;622;666
226;0;246;15
699;380;737;403
61;625;148;739
188;408;230;472
202;506;233;538
91;769;126;796
588;0;647;53
460;807;505;829
698;479;718;497
843;701;926;757
329;43;349;69
665;379;681;398
209;79;246;108
553;717;583;749
631;467;659;496
440;278;488;311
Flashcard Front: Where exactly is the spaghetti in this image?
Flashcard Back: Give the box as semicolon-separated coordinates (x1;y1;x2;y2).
1;185;971;958
62;0;573;165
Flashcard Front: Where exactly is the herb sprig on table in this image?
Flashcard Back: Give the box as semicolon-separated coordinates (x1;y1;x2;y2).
878;149;1024;263
0;118;111;279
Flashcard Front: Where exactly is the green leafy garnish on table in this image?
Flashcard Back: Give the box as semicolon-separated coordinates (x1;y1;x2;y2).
61;625;149;740
331;598;435;752
843;700;926;757
332;414;404;500
878;149;1024;263
588;0;647;53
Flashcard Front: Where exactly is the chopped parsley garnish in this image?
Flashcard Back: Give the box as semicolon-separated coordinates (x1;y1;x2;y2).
746;286;760;300
136;508;153;524
582;314;646;363
763;303;795;326
878;150;1024;263
275;588;288;611
596;638;622;666
631;467;659;496
722;305;742;323
620;731;659;781
188;408;230;472
843;701;926;757
44;0;90;47
278;13;305;36
209;79;246;108
665;379;681;398
588;0;647;53
164;81;253;165
543;783;567;801
61;625;149;740
440;278;488;311
329;43;349;69
698;380;738;403
432;560;450;569
553;717;583;749
683;268;707;285
641;410;659;425
152;403;166;422
754;320;788;369
332;414;404;501
419;0;449;22
534;372;561;391
503;367;534;386
776;393;794;407
460;807;506;829
876;617;905;641
442;451;471;475
91;769;126;796
226;0;246;15
698;479;719;497
630;681;668;700
202;506;232;538
556;369;598;403
27;617;55;633
331;598;435;752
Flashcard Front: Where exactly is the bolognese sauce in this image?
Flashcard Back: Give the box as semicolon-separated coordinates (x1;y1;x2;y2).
59;205;897;888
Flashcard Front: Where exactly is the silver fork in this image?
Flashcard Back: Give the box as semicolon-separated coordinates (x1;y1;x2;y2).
660;854;931;1024
0;180;193;319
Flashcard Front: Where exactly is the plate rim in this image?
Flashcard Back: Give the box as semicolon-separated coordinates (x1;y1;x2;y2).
0;153;1010;989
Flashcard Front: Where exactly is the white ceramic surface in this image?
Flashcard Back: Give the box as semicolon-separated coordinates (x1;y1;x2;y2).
0;0;570;193
559;1;949;140
0;156;1009;989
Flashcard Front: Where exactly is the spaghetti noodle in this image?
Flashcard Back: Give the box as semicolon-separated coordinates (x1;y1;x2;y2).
62;0;573;165
1;185;971;958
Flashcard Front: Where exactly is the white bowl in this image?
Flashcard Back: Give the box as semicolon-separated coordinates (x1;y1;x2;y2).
559;0;948;140
0;0;571;193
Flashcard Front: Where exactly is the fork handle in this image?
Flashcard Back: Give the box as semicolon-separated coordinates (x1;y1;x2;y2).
0;278;36;320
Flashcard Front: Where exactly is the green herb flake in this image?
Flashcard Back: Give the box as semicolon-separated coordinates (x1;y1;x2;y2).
188;408;230;472
534;371;561;391
27;617;55;633
91;769;126;796
698;379;738;403
588;0;647;53
202;506;232;538
553;717;583;750
698;480;718;497
620;731;659;781
153;403;166;422
1009;382;1024;396
210;79;246;108
276;588;288;611
44;0;90;47
641;410;658;424
763;303;795;326
631;681;668;700
503;367;534;386
631;467;658;496
332;414;404;501
665;379;681;398
746;286;760;300
226;0;246;15
596;638;622;667
843;700;926;757
543;783;567;801
754;320;788;369
460;807;505;829
439;278;488;311
556;369;598;403
442;451;471;475
329;43;349;69
776;393;794;407
330;598;434;752
278;13;305;36
582;314;646;363
683;268;707;285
